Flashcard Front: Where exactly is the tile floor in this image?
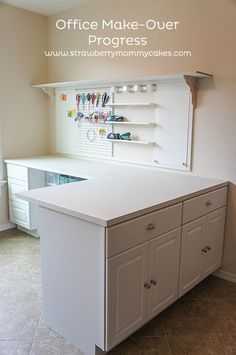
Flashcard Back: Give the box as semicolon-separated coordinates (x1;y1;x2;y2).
1;228;236;355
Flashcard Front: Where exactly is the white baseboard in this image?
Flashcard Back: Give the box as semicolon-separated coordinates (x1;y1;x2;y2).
213;269;236;283
0;222;16;232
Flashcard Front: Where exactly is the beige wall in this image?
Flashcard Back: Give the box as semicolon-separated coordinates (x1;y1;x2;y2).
47;0;236;276
0;4;49;226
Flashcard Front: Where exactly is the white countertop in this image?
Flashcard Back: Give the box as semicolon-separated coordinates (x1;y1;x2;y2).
4;155;139;179
7;155;228;227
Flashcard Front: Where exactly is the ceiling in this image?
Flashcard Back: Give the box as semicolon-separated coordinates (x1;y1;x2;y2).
1;0;93;16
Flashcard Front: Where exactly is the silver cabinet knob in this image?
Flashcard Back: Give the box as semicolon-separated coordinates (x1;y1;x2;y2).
144;282;151;289
146;224;153;231
202;247;208;253
150;279;157;285
206;246;211;251
205;200;213;207
146;223;156;231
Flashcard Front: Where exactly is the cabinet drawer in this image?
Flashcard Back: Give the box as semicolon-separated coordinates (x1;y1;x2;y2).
8;178;29;205
106;203;182;258
7;164;28;182
9;200;31;229
183;187;227;224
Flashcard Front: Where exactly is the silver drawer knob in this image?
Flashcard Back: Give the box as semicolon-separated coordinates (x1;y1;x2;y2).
202;247;208;253
146;223;156;231
206;246;211;251
144;282;151;289
205;200;213;207
150;279;157;285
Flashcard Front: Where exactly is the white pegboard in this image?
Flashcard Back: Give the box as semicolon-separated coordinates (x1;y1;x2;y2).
74;87;113;157
55;87;113;157
55;79;194;171
75;121;113;157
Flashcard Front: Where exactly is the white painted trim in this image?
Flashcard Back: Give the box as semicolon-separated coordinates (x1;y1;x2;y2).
0;222;16;232
32;71;212;89
213;269;236;283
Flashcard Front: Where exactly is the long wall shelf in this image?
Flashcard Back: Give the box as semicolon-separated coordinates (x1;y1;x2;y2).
108;103;157;107
82;121;156;126
107;139;155;146
105;121;156;126
32;71;212;89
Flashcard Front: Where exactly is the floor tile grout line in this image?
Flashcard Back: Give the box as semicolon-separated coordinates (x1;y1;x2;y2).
133;331;236;337
17;235;29;255
165;334;174;355
182;297;236;300
165;333;236;337
0;235;28;257
28;311;42;354
0;338;35;341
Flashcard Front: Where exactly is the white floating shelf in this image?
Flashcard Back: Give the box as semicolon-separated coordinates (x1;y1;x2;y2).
108;103;157;107
105;121;156;126
32;71;212;89
107;139;155;145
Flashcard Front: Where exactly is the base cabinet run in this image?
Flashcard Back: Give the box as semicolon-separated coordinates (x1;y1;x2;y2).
35;186;227;355
179;207;226;296
6;164;45;231
105;187;227;351
106;228;181;349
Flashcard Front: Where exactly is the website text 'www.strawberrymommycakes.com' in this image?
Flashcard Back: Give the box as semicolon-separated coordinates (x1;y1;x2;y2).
44;49;192;58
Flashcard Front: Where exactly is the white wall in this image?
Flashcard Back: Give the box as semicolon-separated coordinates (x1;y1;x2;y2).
47;0;236;276
0;4;49;226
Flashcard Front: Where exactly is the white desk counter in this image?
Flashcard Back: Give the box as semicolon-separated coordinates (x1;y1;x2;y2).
11;155;228;226
4;155;138;180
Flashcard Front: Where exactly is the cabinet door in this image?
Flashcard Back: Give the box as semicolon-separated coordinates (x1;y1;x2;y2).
147;228;181;320
9;200;31;229
203;207;226;276
106;242;148;350
8;178;29;205
179;217;206;297
7;164;28;181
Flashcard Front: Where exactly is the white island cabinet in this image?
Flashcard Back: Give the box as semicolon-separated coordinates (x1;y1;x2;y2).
106;228;181;349
179;188;227;296
106;203;182;349
16;161;228;355
179;207;226;296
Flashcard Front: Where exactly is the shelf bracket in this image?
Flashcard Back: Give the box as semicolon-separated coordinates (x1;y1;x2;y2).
41;87;55;103
184;75;197;108
0;180;7;187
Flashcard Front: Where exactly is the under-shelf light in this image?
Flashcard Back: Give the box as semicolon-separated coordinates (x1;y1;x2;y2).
115;86;123;94
139;84;147;92
152;84;157;91
115;83;156;94
128;85;139;93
